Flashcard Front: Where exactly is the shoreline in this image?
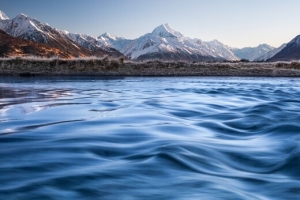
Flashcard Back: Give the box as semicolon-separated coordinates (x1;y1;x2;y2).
1;58;300;77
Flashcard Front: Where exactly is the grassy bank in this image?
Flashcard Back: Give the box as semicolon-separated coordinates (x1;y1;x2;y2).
1;57;300;77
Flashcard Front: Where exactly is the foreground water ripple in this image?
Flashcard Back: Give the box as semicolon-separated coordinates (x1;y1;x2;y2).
0;76;300;200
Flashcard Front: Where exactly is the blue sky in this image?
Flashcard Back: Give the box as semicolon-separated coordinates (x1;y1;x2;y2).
1;0;300;48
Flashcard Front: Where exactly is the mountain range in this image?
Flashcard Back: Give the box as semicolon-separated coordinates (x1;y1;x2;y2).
0;10;299;62
85;23;275;62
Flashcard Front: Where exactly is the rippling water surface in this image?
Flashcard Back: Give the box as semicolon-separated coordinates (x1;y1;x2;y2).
0;76;300;200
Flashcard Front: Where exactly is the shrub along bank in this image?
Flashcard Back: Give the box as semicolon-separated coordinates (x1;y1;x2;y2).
1;57;300;77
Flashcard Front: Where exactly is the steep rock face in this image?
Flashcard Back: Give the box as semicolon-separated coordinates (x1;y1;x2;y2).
0;30;72;58
268;36;300;61
232;44;275;61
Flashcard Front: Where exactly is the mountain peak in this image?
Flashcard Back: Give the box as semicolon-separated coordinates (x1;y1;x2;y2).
210;39;223;44
152;23;183;38
258;44;271;48
101;32;112;38
0;10;9;20
152;23;174;34
99;32;119;40
160;23;173;32
15;13;30;20
60;30;69;35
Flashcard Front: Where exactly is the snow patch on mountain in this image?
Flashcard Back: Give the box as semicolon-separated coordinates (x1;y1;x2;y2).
59;31;124;57
63;32;99;50
0;10;9;20
204;40;239;60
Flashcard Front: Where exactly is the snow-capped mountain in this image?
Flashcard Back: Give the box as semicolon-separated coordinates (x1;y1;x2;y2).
0;10;9;20
97;32;132;51
231;44;275;61
62;31;102;51
255;43;287;61
203;39;239;61
0;11;122;58
97;24;277;62
0;12;92;57
60;31;123;57
98;24;239;62
268;36;300;61
0;10;277;61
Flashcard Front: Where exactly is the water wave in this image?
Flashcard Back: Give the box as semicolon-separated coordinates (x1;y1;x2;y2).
0;76;300;199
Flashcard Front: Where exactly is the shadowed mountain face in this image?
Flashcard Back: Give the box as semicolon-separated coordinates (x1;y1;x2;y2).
268;36;300;61
0;30;75;58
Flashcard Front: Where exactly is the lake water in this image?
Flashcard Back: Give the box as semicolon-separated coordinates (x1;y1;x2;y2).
0;76;300;200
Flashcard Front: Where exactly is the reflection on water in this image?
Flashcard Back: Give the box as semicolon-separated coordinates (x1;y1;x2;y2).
0;76;300;199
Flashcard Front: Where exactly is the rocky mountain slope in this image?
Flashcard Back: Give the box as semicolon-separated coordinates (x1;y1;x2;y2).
0;30;73;58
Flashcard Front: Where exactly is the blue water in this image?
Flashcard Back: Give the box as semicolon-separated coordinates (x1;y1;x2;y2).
0;76;300;200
